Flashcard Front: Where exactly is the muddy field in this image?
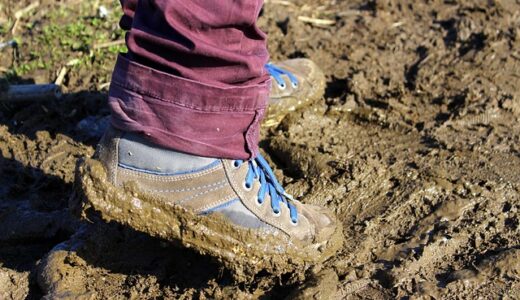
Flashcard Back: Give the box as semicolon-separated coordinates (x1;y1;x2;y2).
1;0;520;299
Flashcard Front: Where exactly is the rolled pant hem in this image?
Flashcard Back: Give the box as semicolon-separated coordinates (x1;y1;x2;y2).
108;55;270;160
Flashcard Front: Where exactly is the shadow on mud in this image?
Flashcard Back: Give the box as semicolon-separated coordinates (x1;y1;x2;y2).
0;90;109;147
0;155;78;299
72;222;228;289
0;89;105;297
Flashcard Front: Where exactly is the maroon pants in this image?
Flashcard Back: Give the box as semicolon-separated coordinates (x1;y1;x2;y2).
109;0;270;160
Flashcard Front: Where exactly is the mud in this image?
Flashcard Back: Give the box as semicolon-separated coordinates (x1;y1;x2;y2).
1;0;520;298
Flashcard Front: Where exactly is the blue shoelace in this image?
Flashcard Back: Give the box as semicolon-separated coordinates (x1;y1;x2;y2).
265;63;299;90
233;154;299;224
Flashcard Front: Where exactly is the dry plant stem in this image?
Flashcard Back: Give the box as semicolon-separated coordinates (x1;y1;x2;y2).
264;0;296;6
55;67;68;86
14;1;40;19
98;82;111;90
93;39;125;50
10;18;20;35
298;16;336;26
10;1;40;35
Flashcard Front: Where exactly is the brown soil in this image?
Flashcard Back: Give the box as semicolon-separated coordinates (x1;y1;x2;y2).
1;0;520;299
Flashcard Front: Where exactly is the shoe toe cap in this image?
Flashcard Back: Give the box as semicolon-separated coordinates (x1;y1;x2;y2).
299;204;338;242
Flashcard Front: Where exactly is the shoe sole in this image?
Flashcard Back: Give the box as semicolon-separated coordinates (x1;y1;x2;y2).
70;158;344;282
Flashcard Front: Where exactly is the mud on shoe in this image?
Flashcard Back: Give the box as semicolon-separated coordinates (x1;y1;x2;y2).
264;59;326;127
71;126;343;281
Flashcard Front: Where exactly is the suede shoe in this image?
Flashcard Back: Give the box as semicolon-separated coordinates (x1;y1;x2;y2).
264;59;326;127
72;126;342;280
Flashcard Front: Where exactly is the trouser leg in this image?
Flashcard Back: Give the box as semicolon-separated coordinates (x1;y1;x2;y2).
110;0;270;159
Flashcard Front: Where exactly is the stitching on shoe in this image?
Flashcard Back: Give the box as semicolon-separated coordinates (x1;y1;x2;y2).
118;164;223;181
113;135;120;186
177;182;227;205
143;179;227;193
117;160;221;176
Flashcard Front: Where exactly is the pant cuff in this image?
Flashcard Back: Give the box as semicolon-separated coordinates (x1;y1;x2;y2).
108;54;269;159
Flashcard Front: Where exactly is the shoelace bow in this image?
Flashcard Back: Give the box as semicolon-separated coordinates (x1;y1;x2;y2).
233;154;299;224
265;63;299;90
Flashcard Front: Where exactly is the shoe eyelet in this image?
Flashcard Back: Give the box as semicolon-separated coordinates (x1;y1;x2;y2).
233;160;241;169
277;82;286;90
243;181;253;191
256;198;263;207
291;219;298;226
291;81;299;89
272;209;281;217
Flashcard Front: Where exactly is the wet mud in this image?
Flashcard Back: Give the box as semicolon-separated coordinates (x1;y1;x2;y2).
1;0;520;298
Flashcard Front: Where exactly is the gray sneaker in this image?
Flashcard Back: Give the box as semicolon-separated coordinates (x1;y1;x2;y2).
71;126;343;281
264;59;326;127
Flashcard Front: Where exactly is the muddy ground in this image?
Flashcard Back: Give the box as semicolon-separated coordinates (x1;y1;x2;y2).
1;0;520;299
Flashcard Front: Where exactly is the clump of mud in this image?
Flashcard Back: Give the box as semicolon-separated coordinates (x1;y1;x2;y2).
1;0;520;298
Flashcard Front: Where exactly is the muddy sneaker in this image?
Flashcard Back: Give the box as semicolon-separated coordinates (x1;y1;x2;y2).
71;126;342;281
264;59;326;127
